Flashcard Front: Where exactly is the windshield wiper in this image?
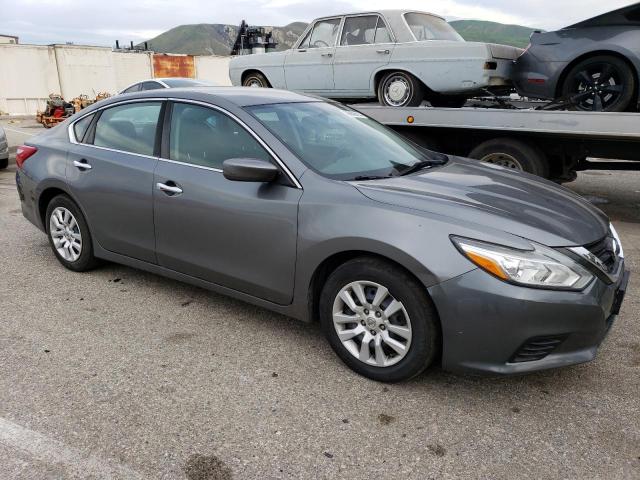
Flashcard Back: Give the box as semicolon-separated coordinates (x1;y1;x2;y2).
352;175;392;181
400;157;448;176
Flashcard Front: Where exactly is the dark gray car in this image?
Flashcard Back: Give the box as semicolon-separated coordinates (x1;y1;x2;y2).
513;3;640;112
0;125;8;170
15;87;629;381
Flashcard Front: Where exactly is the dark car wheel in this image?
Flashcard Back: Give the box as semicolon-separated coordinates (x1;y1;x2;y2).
429;94;468;108
561;56;636;112
242;72;270;88
46;194;99;272
469;138;550;178
0;157;8;170
320;257;440;382
377;72;425;107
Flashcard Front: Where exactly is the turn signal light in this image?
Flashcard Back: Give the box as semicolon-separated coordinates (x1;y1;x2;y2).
16;145;38;169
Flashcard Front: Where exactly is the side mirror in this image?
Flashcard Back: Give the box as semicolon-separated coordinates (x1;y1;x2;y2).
222;158;279;183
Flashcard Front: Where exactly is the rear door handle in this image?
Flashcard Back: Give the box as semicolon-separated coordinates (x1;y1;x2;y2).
376;49;390;54
321;53;333;57
157;182;183;195
73;159;92;170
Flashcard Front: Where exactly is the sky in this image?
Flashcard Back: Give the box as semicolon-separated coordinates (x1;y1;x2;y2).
1;0;636;46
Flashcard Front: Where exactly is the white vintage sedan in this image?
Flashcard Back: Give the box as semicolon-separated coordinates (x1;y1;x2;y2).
229;10;523;107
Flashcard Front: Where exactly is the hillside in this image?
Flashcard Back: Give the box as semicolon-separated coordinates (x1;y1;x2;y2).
450;20;538;48
143;19;539;56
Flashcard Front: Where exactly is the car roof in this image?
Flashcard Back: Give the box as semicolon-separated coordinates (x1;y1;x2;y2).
107;87;321;107
565;3;640;28
311;9;445;21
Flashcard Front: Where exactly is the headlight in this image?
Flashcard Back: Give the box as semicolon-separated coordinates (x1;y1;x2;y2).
452;237;593;290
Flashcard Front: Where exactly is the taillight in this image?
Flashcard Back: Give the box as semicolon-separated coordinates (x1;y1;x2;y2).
16;145;38;169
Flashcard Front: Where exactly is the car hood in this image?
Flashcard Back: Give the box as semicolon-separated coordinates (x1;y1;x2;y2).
354;157;608;247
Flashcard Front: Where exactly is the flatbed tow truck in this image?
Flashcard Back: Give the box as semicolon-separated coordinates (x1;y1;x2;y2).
353;102;640;182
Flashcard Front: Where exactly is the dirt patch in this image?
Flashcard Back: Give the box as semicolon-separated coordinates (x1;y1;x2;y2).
184;453;233;480
164;332;196;344
427;443;447;457
378;413;395;425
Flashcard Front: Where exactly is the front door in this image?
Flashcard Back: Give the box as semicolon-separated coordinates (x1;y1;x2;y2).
333;15;395;94
66;101;162;263
153;102;302;305
284;17;342;93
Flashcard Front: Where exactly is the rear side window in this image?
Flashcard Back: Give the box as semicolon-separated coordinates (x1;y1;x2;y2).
141;81;163;91
94;102;162;156
73;114;94;143
169;103;271;170
122;83;141;94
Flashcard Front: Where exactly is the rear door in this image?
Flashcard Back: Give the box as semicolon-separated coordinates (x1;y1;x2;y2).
66;100;163;263
333;15;395;94
284;17;342;93
152;101;302;305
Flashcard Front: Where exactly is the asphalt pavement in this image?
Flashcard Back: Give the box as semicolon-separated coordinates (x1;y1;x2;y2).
0;119;638;479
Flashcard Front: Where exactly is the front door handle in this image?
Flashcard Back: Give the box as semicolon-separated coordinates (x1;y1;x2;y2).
73;159;92;170
376;49;390;54
157;182;183;195
321;53;333;58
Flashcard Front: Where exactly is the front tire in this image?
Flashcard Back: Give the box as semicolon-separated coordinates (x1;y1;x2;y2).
46;194;99;272
320;257;440;382
242;72;270;88
377;71;425;107
561;55;636;112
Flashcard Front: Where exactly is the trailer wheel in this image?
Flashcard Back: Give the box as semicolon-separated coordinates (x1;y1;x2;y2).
468;138;550;178
428;95;468;108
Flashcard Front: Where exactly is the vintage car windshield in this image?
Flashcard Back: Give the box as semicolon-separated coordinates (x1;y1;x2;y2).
404;13;464;42
247;102;445;180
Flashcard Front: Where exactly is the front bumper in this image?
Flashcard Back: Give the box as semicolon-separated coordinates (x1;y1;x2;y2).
428;264;629;375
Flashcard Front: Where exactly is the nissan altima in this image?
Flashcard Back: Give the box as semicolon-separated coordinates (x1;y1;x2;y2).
15;87;628;382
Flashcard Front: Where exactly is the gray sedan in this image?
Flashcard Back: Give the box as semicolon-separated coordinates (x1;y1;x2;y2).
15;87;628;381
0;125;8;170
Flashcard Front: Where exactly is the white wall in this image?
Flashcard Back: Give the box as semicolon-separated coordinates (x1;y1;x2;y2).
0;45;61;115
195;56;232;86
0;44;232;115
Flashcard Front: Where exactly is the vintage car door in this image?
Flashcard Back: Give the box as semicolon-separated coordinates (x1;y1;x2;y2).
333;14;395;94
284;17;341;93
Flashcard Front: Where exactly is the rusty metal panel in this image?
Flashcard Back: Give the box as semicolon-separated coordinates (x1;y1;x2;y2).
152;54;195;78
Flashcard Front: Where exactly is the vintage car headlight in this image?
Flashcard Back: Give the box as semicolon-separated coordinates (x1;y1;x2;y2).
452;237;593;290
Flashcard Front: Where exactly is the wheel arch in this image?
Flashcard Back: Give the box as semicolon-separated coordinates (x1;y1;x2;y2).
241;69;273;87
306;249;441;326
373;68;433;96
37;183;86;233
555;50;639;99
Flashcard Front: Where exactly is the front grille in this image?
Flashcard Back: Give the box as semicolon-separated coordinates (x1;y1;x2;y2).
585;235;617;273
510;336;566;363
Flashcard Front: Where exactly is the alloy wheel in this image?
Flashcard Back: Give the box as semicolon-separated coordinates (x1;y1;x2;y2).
332;280;412;367
49;206;82;262
568;63;626;111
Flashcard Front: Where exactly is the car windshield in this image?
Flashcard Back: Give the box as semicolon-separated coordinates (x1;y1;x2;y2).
404;13;464;42
246;102;446;180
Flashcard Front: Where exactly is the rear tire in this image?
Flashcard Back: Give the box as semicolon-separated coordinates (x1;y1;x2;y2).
561;55;636;112
242;72;270;88
0;157;8;170
377;71;425;107
469;138;550;178
320;257;440;382
45;194;99;272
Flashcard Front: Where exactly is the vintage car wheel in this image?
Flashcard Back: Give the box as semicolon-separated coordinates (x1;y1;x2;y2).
377;72;424;107
469;138;550;178
320;257;439;382
561;56;635;112
242;72;270;88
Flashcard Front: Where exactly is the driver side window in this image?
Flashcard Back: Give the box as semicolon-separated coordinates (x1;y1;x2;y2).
307;18;341;49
